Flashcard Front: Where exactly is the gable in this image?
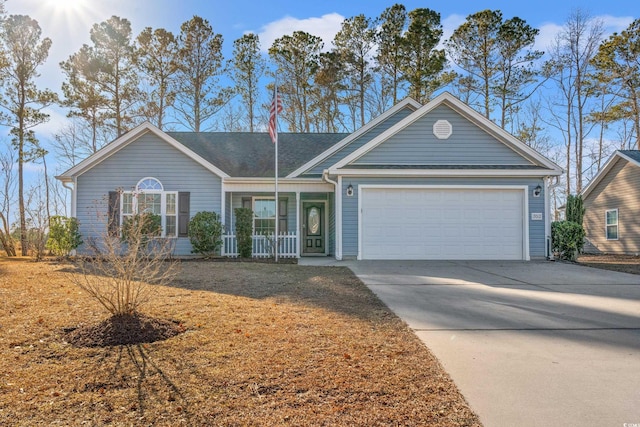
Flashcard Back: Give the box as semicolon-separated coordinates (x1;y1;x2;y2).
330;92;561;174
302;105;417;175
583;157;640;204
351;104;532;166
57;122;229;181
582;150;640;200
79;132;220;185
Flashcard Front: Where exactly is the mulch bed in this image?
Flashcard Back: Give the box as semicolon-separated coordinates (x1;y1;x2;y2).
65;313;185;347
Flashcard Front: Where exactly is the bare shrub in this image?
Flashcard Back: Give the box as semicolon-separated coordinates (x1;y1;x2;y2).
70;208;179;316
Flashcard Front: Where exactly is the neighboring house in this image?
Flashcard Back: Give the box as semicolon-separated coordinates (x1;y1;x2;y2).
582;150;640;255
56;92;562;260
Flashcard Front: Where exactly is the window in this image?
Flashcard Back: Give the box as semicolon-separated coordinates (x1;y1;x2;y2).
254;198;276;234
606;209;618;240
120;178;178;237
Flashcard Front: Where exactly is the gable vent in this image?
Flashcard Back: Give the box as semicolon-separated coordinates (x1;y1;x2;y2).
433;120;452;139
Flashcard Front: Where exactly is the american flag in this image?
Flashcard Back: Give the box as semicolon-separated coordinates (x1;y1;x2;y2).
268;87;283;143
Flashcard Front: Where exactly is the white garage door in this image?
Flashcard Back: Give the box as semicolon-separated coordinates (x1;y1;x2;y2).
360;187;525;260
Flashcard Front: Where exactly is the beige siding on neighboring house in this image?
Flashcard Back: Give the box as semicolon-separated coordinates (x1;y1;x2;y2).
583;159;640;254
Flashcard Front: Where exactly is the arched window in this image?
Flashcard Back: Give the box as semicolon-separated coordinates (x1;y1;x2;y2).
137;177;163;191
121;177;177;237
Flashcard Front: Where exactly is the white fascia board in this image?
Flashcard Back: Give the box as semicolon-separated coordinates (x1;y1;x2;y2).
617;151;640;167
581;151;638;199
331;92;563;173
330;168;562;177
223;177;333;193
286;97;422;178
56;121;230;180
223;177;325;184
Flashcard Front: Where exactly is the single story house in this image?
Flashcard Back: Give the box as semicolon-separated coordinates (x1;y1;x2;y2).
582;150;640;255
57;92;562;260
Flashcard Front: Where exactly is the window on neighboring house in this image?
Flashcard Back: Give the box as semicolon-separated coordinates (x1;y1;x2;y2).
606;209;618;240
121;178;178;237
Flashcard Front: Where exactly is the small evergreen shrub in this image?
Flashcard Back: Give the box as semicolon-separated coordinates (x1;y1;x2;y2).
46;216;82;256
565;194;585;225
188;211;223;256
234;207;253;258
551;220;585;261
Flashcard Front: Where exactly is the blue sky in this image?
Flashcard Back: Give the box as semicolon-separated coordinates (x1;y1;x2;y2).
5;0;638;165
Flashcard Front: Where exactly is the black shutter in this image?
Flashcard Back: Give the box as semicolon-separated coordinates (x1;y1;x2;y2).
242;197;252;209
279;198;287;233
178;192;190;237
107;191;120;236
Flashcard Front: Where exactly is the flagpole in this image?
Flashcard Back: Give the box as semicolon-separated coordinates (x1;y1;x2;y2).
274;77;279;263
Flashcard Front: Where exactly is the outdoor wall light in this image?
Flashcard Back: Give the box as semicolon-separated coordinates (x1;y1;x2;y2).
346;183;354;197
533;184;542;197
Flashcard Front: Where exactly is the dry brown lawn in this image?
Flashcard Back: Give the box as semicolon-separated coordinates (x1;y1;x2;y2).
0;257;481;426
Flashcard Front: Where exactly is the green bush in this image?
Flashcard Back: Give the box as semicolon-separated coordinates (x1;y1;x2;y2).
188;211;223;256
565;194;585;225
234;207;253;258
551;220;585;261
121;212;161;243
46;216;82;256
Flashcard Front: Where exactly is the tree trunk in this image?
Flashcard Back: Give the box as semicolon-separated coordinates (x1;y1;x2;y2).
0;212;17;256
19;147;27;256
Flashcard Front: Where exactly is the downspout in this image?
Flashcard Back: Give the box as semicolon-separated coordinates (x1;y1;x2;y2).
545;175;561;260
60;179;75;218
60;178;76;255
322;169;341;260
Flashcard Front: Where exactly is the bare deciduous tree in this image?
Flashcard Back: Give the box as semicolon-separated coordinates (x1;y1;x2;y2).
70;198;179;317
0;141;17;256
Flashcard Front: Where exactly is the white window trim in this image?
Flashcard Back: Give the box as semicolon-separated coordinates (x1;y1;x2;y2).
605;208;619;241
120;179;178;238
252;196;276;235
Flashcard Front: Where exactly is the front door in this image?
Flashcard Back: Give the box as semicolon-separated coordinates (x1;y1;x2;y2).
302;202;325;255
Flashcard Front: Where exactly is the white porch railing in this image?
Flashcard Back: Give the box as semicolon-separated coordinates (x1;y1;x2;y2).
222;232;297;258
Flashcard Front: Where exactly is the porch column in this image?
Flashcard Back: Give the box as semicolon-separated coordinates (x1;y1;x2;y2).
336;176;342;260
295;191;300;257
221;184;226;228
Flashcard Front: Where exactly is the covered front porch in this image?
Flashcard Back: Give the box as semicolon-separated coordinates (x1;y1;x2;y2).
220;178;335;258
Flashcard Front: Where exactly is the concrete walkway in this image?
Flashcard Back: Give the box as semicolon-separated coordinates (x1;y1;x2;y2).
300;258;640;427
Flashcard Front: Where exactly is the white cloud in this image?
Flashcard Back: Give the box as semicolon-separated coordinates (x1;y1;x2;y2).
536;14;634;54
441;14;466;43
536;22;564;53
257;13;345;52
598;14;635;37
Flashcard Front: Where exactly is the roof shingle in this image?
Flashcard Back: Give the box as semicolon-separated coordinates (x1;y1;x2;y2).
167;132;349;177
619;150;640;163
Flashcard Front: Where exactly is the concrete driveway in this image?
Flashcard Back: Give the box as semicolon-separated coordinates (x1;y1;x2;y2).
346;260;640;427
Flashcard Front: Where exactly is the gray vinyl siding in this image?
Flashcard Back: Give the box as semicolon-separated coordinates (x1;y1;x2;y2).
353;105;532;166
583;159;640;254
341;177;546;259
75;133;221;255
305;106;415;175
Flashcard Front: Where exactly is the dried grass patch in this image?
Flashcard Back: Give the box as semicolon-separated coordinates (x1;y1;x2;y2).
578;253;640;275
0;257;480;426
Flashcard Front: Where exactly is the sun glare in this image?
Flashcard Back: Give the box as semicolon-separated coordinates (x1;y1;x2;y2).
45;0;91;18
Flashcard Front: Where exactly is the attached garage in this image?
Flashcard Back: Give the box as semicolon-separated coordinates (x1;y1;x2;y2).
359;186;527;260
